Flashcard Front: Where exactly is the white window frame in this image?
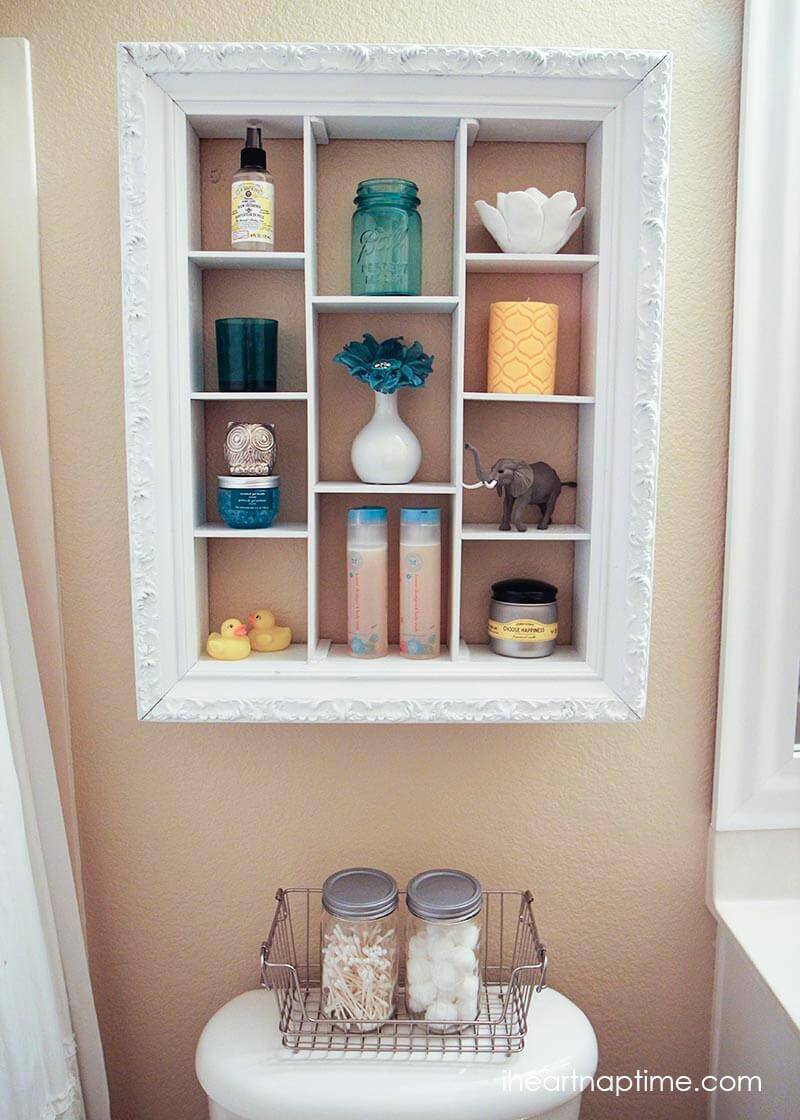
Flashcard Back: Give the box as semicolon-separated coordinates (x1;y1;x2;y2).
712;0;800;831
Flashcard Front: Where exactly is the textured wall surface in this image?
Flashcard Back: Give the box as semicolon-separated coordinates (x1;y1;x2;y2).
0;2;742;1118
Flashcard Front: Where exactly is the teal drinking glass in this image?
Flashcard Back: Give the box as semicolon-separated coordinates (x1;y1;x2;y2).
215;317;278;392
351;179;422;296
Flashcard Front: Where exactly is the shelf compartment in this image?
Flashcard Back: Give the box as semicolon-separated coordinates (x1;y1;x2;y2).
462;403;580;527
203;400;308;525
200;269;307;393
462;524;589;541
195;522;309;539
460;538;576;649
315;482;456;494
465;253;598;274
464;272;585;396
466;140;587;255
315;137;455;296
317;492;452;655
317;311;453;486
198;137;305;253
463;392;594;404
189;251;305;270
312;296;458;314
206;537;308;648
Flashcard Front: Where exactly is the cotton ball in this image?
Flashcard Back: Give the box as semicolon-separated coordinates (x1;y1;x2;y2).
408;933;428;959
406;994;427;1014
425;999;458;1023
452;922;480;950
431;960;457;993
456;997;478;1021
450;945;476;973
408;979;436;1008
427;934;456;961
406;956;433;986
457;974;480;1004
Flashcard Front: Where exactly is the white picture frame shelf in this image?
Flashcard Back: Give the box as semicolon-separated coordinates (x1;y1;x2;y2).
117;41;671;723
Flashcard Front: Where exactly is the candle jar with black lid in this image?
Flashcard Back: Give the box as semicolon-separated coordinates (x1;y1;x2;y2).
488;578;558;658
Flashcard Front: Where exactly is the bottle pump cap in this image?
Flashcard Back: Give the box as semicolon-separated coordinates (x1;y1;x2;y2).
240;125;267;171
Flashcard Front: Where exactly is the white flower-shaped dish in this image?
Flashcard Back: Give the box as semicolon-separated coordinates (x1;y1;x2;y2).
474;188;586;254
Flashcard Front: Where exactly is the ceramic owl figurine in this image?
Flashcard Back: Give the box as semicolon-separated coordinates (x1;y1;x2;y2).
224;422;276;476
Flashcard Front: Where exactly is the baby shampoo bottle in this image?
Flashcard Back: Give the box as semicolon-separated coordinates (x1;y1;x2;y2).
399;508;441;659
347;507;388;658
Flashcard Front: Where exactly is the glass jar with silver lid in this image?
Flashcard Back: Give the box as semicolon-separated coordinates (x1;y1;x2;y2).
321;867;399;1031
404;868;483;1030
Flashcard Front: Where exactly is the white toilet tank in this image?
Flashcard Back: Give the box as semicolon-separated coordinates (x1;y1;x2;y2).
196;988;598;1120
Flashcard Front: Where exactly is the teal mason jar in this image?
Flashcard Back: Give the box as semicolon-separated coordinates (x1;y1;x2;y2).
351;179;422;296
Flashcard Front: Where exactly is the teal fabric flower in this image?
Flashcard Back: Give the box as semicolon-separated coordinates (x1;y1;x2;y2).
333;333;433;394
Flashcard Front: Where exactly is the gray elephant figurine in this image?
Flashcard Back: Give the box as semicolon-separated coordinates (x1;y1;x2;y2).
464;442;576;531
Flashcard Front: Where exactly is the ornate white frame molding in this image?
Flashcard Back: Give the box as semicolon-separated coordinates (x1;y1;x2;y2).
148;694;635;724
622;56;670;718
118;49;162;717
117;42;671;723
124;41;665;80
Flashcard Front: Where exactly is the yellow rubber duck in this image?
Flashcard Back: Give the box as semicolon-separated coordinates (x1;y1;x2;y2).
206;618;251;661
248;609;292;653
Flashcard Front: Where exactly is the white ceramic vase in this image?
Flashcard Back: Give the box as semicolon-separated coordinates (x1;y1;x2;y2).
351;391;421;484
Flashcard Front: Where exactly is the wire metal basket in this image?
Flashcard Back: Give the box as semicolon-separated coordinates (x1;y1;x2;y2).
260;887;547;1054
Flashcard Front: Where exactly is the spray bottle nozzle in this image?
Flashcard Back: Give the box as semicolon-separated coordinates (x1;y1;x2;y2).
245;126;262;149
240;124;266;170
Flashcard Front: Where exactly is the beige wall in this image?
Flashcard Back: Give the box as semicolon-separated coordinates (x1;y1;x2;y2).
0;2;741;1118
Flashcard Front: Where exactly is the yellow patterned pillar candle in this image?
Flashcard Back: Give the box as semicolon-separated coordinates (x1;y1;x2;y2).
486;300;559;395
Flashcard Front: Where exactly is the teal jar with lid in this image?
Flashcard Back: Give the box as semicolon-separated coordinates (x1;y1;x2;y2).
217;475;280;530
351;179;422;296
